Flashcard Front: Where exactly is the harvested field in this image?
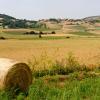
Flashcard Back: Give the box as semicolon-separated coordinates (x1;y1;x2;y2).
0;38;100;65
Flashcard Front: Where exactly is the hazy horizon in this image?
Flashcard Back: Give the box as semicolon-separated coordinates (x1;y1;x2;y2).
0;0;100;20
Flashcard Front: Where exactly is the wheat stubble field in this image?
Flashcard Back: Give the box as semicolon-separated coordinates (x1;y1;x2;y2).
0;38;100;65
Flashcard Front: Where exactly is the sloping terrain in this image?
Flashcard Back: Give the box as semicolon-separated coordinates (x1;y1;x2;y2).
0;14;100;37
83;16;100;22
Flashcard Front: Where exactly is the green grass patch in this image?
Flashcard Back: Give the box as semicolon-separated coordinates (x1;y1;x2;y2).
95;27;100;30
3;31;26;35
28;76;100;100
72;25;86;31
1;76;100;100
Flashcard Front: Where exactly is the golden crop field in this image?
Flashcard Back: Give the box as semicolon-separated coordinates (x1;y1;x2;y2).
0;37;100;65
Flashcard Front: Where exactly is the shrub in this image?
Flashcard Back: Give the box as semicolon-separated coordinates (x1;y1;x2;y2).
66;36;70;39
51;31;56;34
30;31;35;34
0;36;6;40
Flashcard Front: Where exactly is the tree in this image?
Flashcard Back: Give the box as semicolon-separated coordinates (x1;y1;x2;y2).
39;31;42;38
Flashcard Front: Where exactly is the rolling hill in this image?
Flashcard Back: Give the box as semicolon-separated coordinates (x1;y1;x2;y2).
0;14;46;29
0;14;100;37
83;16;100;22
0;14;100;29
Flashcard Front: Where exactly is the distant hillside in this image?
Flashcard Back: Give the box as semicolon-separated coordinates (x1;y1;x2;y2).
83;16;100;22
0;14;15;20
0;14;100;29
0;14;46;29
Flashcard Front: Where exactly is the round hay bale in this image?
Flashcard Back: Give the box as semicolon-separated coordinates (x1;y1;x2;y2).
0;58;32;92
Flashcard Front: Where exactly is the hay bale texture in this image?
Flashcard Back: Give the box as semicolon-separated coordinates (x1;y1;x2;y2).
0;58;32;91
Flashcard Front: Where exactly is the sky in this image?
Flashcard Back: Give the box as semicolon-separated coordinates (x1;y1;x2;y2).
0;0;100;20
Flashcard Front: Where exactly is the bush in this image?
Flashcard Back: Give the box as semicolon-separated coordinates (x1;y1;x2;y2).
24;31;37;35
51;31;56;34
66;36;70;39
0;36;6;40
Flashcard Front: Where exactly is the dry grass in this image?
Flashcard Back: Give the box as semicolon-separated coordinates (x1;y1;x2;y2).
0;38;100;65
